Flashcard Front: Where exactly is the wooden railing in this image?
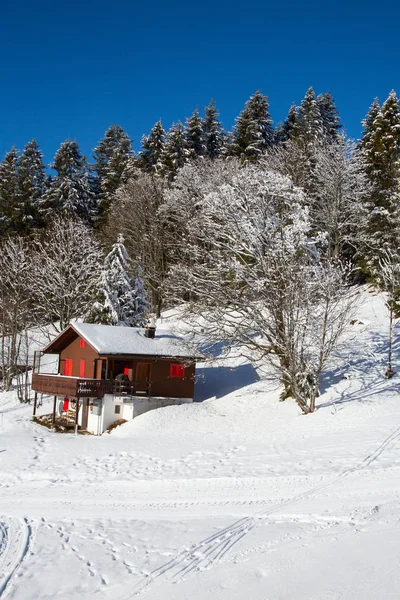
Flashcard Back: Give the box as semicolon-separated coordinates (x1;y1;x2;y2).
32;373;151;399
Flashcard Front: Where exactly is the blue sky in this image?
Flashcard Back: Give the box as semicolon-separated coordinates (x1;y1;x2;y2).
1;0;399;164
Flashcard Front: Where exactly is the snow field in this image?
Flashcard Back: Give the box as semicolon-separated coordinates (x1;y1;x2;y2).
0;288;400;598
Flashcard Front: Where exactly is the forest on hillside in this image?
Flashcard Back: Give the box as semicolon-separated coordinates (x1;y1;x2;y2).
1;87;400;413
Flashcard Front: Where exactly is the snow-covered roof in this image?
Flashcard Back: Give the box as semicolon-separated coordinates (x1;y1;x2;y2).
67;323;200;359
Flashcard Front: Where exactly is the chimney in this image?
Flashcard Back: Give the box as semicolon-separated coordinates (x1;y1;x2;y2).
144;316;156;339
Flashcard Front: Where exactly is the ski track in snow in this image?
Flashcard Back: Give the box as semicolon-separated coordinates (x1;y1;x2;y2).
122;422;400;597
0;517;33;598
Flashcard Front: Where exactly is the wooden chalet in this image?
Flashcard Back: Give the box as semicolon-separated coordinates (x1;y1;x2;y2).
32;322;201;434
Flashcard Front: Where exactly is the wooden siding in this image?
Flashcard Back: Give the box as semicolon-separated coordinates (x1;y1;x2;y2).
60;335;98;378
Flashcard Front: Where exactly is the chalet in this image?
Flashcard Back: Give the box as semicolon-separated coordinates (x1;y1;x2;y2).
31;322;201;435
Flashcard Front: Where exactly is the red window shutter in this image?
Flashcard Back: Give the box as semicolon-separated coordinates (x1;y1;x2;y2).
123;367;129;376
170;364;184;378
64;359;73;376
79;339;86;348
80;360;85;378
63;398;69;411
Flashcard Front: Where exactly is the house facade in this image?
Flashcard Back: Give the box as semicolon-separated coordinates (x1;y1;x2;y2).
32;322;200;435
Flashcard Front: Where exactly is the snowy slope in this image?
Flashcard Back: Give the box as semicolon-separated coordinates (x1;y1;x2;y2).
1;288;400;599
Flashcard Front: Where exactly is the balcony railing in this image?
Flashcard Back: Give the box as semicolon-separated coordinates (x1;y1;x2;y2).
32;373;151;399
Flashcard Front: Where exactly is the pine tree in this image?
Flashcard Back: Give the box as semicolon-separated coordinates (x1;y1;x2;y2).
0;148;21;235
360;91;400;259
317;91;341;141
185;108;206;159
276;103;299;144
292;87;324;151
92;125;133;221
89;234;142;327
18;139;47;230
41;140;94;222
162;122;189;178
229;91;274;160
203;99;225;159
138;120;166;174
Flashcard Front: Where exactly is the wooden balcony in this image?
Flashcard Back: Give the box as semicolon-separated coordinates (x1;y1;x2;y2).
32;373;151;399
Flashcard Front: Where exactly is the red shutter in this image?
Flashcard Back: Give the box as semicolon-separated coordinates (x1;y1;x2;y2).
63;398;69;411
170;364;184;378
123;367;129;375
79;339;86;348
64;359;73;376
80;360;85;378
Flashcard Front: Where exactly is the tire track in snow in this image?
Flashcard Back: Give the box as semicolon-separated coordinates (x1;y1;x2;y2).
124;423;400;597
0;517;33;598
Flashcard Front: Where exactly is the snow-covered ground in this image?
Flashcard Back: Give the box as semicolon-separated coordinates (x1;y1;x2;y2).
1;288;400;599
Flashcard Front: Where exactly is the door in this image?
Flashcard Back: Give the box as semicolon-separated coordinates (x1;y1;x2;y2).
135;363;151;394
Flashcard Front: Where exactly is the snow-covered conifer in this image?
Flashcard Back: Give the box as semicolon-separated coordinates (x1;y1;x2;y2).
0;148;21;235
41;140;94;223
229;91;274;160
162;122;189;178
317;91;341;142
184;108;206;159
203;99;225;159
138;120;166;174
89;235;144;327
18;139;47;230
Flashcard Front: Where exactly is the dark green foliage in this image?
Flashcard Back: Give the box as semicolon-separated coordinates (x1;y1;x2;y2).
317;91;341;141
203;99;225;159
42;140;94;222
276;103;299;143
18;140;47;230
138;120;166;174
0;148;21;235
162;122;189;177
185;108;206;159
229;90;274;160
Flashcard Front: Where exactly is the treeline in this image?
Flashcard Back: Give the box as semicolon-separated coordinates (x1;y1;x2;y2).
1;86;400;410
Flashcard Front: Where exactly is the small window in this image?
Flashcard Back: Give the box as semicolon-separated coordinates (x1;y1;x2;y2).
170;363;184;378
79;339;86;348
115;405;121;414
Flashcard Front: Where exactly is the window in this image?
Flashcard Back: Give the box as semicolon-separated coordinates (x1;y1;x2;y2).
79;339;86;348
115;405;121;414
170;363;184;378
64;359;73;376
79;360;85;378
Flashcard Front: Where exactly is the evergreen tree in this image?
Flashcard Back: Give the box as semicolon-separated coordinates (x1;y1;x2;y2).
42;140;94;222
89;234;142;327
138;120;165;174
292;87;324;151
203;99;225;159
358;98;380;154
162;122;189;178
317;91;341;141
360;91;400;259
0;148;21;235
276;103;299;144
18;139;46;230
185;107;206;159
92;125;133;221
229;90;274;160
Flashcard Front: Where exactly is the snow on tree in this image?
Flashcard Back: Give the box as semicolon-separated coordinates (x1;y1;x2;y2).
30;218;102;332
229;91;274;160
164;161;356;413
132;263;150;326
317;91;342;142
92;125;133;222
0;148;21;235
18;139;47;230
203;99;225;159
161;121;189;178
275;103;299;144
184;108;206;160
0;236;33;391
138;120;166;175
41;140;94;223
106;173;169;317
89;235;146;327
360;91;400;267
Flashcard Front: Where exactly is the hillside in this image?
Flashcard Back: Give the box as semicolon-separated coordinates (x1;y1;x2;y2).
1;288;400;599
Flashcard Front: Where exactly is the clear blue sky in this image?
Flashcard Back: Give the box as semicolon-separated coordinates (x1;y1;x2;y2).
1;0;399;164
